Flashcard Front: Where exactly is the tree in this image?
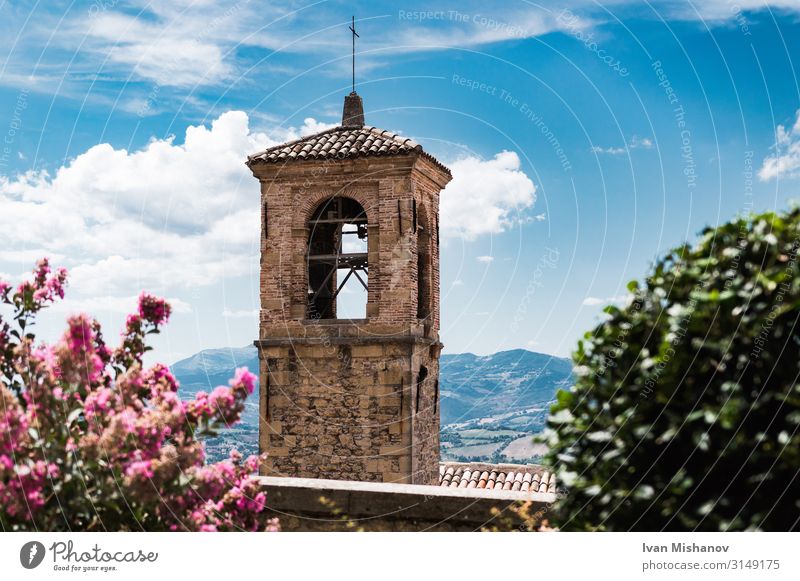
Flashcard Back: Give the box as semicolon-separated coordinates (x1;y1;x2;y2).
544;209;800;531
0;259;278;531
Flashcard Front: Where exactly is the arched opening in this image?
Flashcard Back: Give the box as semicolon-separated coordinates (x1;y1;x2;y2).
307;197;368;319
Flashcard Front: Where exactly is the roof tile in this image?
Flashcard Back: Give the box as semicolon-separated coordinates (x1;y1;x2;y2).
439;462;557;495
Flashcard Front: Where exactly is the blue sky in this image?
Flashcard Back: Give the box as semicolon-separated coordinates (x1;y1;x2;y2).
1;0;799;362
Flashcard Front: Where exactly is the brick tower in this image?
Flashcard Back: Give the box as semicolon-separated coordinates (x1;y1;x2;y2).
246;92;451;485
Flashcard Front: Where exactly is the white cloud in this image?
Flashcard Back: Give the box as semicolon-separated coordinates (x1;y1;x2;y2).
652;0;800;20
51;295;192;315
476;255;495;263
222;308;258;318
582;294;631;306
441;151;537;240
6;1;798;105
581;296;605;306
591;145;626;155
75;2;280;88
591;135;654;155
0;110;333;306
1;110;534;321
3;110;528;319
759;109;800;181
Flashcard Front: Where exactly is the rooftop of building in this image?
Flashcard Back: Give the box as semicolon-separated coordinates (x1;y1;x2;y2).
246;91;451;176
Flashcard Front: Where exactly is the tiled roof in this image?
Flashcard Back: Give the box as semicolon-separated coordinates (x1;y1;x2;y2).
439;462;556;494
246;125;451;175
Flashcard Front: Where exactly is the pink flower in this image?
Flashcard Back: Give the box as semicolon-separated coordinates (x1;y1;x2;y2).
186;391;212;419
208;386;235;410
66;315;95;355
125;313;142;329
16;280;33;297
33;344;58;371
146;363;179;394
84;387;114;420
50;268;67;299
34;258;51;278
125;459;154;480
23;259;67;303
138;292;171;326
232;367;257;395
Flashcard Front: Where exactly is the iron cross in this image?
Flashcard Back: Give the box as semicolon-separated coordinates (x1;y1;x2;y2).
349;16;359;93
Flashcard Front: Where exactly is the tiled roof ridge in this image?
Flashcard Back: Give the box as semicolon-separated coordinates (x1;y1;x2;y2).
246;124;451;176
442;461;543;472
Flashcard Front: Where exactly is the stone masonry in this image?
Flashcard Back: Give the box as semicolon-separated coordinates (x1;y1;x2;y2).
246;95;451;485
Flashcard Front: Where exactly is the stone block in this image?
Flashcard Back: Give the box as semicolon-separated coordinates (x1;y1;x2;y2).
379;444;407;456
351;344;383;357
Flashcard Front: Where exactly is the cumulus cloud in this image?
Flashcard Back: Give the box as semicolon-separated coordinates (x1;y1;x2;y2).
0;110;332;305
1;110;535;319
759;109;800;181
441;151;537;240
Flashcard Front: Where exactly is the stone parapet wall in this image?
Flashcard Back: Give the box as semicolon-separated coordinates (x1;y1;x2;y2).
258;476;556;531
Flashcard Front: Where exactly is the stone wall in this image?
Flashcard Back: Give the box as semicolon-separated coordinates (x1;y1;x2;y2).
258;333;440;484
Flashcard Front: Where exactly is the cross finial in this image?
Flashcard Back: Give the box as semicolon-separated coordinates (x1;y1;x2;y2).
349;16;359;93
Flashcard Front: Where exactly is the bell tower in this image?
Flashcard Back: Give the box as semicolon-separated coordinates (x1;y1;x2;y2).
246;92;451;484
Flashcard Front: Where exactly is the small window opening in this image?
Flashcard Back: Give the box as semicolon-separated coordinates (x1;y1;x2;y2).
415;365;428;414
417;203;431;321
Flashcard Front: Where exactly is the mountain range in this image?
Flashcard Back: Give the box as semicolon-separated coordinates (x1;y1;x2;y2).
171;346;574;464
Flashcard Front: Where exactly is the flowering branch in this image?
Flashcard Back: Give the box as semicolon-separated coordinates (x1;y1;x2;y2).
0;259;277;531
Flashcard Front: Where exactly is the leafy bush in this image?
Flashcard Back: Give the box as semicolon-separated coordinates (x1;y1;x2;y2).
0;259;278;531
545;209;800;531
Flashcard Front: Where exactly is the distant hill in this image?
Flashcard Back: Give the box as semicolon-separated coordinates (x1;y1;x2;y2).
171;345;573;464
439;349;574;425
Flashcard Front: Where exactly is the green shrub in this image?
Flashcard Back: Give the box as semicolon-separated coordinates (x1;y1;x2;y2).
544;208;800;531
